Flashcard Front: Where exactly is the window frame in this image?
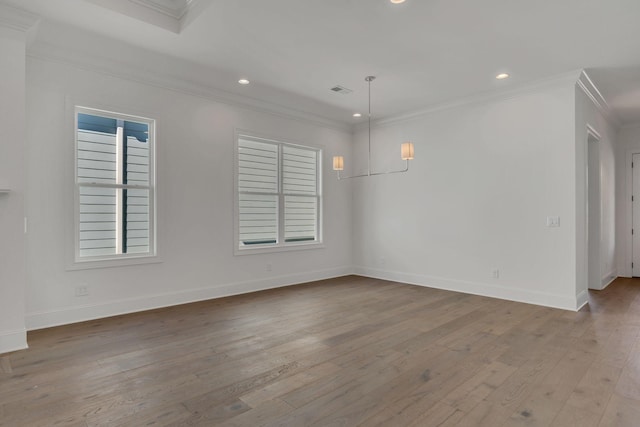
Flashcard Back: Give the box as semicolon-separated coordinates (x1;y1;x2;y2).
72;105;158;267
234;132;324;255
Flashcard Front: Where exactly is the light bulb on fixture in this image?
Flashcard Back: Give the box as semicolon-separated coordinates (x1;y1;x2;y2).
390;0;406;3
332;76;415;179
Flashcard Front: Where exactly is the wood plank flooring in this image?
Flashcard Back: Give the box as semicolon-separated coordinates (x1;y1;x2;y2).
1;275;640;426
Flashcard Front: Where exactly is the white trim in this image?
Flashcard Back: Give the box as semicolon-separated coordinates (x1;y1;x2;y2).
24;265;598;331
577;70;621;128
0;329;28;355
576;290;589;311
578;71;610;111
601;272;617;290
235;242;326;256
584;129;601;292
27;31;608;134
368;70;583;129
27;42;351;133
0;3;40;33
353;266;584;311
68;103;161;270
26;266;352;331
234;131;324;255
84;0;205;33
67;254;163;271
586;124;602;141
624;149;640;277
131;0;194;20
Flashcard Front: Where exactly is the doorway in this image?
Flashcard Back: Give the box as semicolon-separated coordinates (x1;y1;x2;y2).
632;153;640;276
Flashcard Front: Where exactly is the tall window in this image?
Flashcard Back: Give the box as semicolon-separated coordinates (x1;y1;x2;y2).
237;135;321;251
75;107;155;260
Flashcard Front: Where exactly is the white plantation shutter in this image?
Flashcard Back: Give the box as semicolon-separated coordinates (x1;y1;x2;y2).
76;109;154;259
284;196;317;242
238;138;278;245
282;146;318;242
237;136;321;250
77;116;118;257
282;146;317;195
77;129;117;184
124;133;150;254
78;186;117;257
126;137;150;185
125;188;150;253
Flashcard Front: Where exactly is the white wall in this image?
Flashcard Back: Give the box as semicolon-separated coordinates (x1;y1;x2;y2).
0;8;34;353
9;15;622;344
0;28;27;352
615;124;640;277
352;77;583;310
574;78;617;294
24;28;353;330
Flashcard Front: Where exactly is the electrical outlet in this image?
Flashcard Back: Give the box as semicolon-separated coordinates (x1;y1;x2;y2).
491;269;500;279
546;216;560;227
75;286;89;297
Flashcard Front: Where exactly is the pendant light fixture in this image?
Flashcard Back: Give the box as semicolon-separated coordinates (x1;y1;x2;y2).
333;76;414;180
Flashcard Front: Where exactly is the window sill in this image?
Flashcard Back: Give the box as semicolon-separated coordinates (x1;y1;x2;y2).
66;254;162;271
234;241;325;256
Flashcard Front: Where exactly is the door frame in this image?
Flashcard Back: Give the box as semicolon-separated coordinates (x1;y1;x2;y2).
626;148;640;277
586;125;602;290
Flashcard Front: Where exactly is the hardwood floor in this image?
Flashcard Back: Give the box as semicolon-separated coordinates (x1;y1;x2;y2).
1;276;639;426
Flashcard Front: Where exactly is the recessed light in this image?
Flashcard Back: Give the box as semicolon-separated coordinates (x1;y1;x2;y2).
238;79;250;85
390;0;406;3
353;113;362;118
496;73;510;80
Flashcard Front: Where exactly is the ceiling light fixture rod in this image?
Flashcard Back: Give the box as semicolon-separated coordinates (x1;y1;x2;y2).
333;76;414;180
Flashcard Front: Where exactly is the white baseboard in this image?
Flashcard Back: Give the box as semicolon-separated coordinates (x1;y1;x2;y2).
576;289;589;311
353;266;582;311
0;329;28;355
25;264;591;330
600;271;617;290
26;266;352;331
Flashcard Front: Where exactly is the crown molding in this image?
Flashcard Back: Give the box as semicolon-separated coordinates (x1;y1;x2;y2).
85;0;208;33
0;2;40;33
130;0;193;20
577;69;621;128
370;70;583;129
27;41;351;133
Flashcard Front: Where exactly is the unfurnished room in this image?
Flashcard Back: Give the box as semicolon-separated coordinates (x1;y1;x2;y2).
1;0;640;426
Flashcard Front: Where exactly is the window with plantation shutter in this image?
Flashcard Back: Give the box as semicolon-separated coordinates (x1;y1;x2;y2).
283;145;317;242
75;107;155;261
237;135;321;251
238;139;278;245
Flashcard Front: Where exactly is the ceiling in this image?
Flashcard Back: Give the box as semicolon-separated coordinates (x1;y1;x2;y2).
7;0;640;125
